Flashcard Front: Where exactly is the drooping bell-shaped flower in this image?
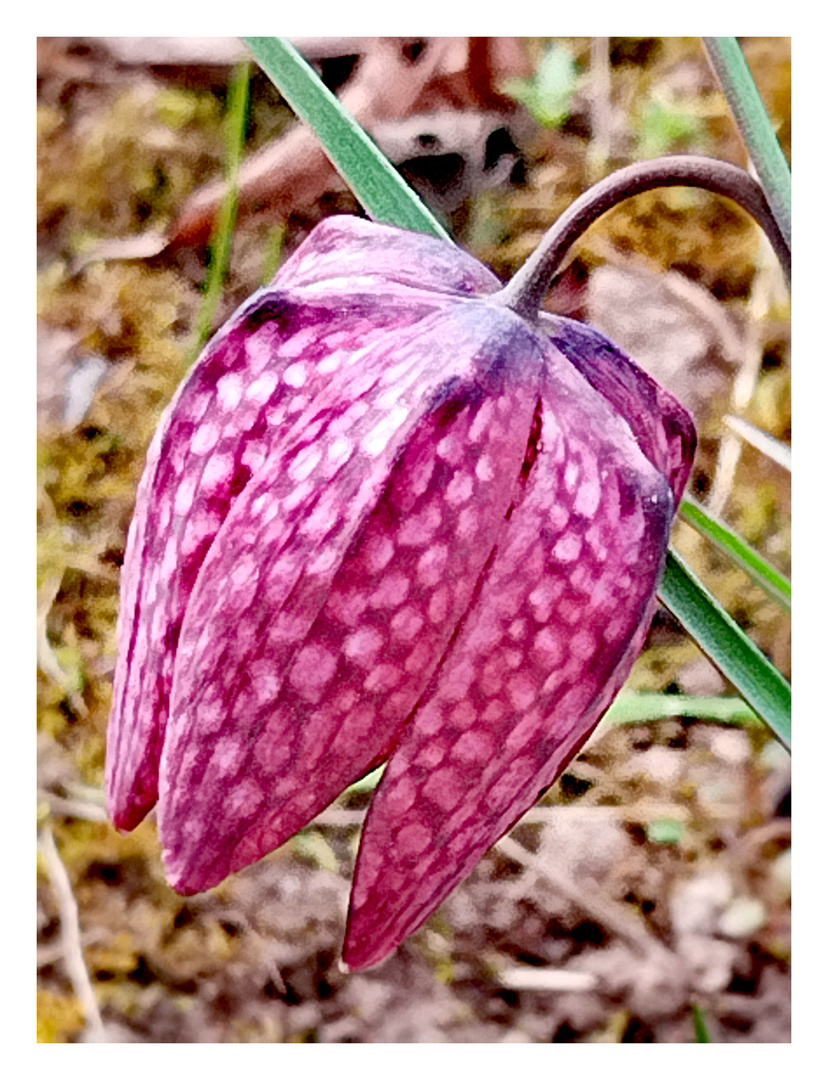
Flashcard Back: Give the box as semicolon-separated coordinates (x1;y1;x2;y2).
107;215;695;970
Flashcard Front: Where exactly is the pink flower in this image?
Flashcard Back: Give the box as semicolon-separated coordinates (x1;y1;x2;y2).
107;215;695;970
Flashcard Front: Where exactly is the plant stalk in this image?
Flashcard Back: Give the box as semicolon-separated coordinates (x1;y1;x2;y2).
494;154;790;321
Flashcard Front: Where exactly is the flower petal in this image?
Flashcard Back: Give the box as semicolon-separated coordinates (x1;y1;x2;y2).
108;215;510;834
274;216;500;297
542;313;696;501
106;284;452;830
158;305;545;894
343;336;678;970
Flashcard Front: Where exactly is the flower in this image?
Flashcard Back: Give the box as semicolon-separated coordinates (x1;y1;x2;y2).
107;215;695;970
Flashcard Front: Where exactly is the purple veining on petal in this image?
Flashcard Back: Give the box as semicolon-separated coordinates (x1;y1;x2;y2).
105;214;697;972
343;334;675;969
107;288;445;829
541;312;696;501
274;216;501;297
158;306;543;892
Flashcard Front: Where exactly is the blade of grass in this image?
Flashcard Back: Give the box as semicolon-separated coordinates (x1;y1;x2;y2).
659;552;790;750
692;1002;713;1043
246;37;791;751
724;414;792;471
188;61;250;365
260;222;287;285
602;692;762;727
680;495;791;613
243;37;450;241
703;37;791;247
342;763;386;797
342;693;762;802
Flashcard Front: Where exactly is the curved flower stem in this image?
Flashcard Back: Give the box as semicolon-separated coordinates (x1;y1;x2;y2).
494;154;790;322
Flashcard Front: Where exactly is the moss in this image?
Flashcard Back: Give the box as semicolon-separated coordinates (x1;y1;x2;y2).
36;989;86;1043
38;85;225;245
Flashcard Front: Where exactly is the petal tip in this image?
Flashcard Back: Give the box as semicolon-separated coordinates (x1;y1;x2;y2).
106;781;153;834
161;856;206;898
342;919;399;972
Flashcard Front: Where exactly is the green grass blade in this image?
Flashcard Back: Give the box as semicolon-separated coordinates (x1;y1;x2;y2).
344;763;386;795
188;61;251;364
680;496;791;613
603;692;761;727
692;1002;713;1043
659;552;790;750
703;37;791;247
260;222;287;285
344;697;763;801
243;37;449;241
724;414;792;471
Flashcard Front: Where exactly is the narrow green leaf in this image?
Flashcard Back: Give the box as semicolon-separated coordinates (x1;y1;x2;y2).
346;697;763;803
260;222;287;285
703;37;791;247
646;818;686;844
692;1002;713;1043
603;692;761;727
724;414;792;471
343;763;386;796
243;37;449;241
659;552;790;750
188;61;250;363
680;496;791;613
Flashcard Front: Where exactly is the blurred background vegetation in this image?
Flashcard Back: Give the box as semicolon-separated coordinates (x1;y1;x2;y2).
37;37;790;1043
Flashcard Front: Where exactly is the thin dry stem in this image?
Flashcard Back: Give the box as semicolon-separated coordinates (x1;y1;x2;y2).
39;824;106;1042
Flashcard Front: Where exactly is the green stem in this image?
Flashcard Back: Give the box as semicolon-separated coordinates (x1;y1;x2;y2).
603;692;761;727
188;61;250;364
703;37;791;248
